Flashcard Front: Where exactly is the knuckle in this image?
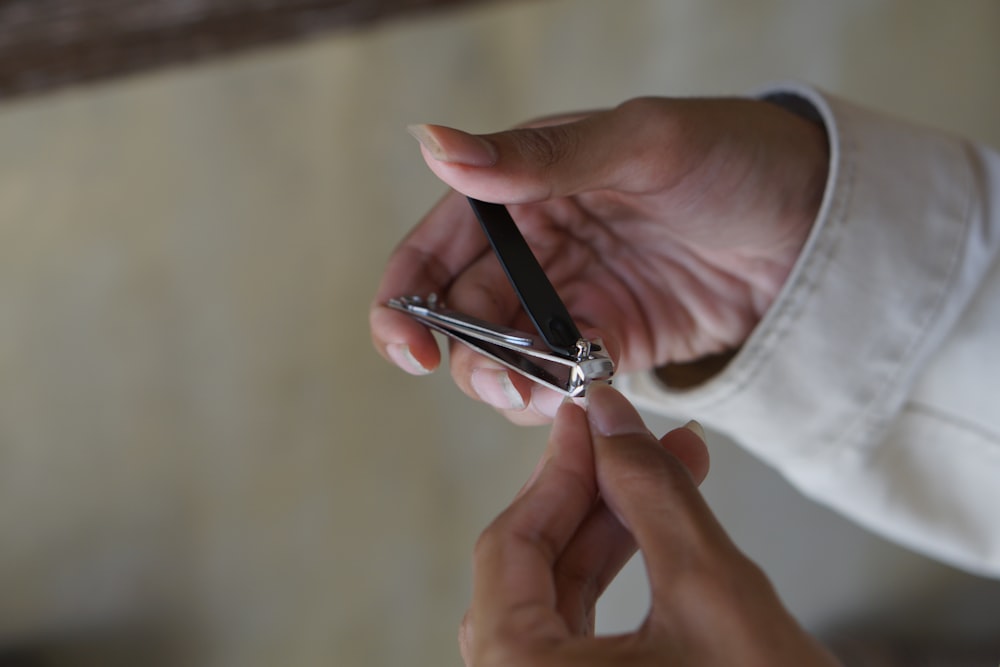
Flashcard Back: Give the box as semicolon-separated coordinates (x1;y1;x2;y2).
677;549;774;611
605;438;694;491
513;125;577;168
615;96;672;126
611;96;688;187
458;608;474;660
468;643;521;667
472;522;503;562
472;640;565;667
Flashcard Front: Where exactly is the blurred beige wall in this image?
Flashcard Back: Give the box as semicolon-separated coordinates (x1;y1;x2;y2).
1;1;998;665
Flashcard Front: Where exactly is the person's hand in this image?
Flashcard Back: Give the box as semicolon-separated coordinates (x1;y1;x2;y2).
370;96;828;423
461;383;840;666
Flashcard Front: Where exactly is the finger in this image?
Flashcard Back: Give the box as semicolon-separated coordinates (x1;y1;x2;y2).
471;400;596;643
454;354;568;420
440;241;532;411
369;305;441;375
454;363;563;425
662;420;711;486
585;384;730;599
407;98;686;204
371;191;492;373
550;419;709;636
440;201;579;415
444;250;619;418
461;401;589;658
502;390;564;425
584;389;844;667
553;502;634;636
458;608;474;666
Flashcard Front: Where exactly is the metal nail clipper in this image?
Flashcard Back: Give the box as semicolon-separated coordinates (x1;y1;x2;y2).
388;198;614;397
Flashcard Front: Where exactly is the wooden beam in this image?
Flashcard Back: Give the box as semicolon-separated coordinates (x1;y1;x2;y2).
0;0;492;98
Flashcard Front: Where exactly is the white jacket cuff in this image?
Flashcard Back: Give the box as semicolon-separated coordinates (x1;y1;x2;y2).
619;83;1000;576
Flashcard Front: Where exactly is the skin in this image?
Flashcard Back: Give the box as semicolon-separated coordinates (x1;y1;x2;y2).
461;384;839;667
371;97;838;664
370;96;829;423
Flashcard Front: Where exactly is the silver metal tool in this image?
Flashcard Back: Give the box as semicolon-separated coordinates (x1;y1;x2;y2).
388;198;615;397
387;294;613;397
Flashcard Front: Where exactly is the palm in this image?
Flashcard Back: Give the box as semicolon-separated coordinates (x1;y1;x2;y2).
492;186;805;374
372;96;827;418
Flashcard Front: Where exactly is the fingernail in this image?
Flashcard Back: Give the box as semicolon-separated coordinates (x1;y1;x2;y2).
530;386;566;420
407;124;498;167
682;419;706;441
387;343;431;375
586;383;648;437
471;368;526;411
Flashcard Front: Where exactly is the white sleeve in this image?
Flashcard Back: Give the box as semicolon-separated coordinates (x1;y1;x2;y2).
618;84;1000;577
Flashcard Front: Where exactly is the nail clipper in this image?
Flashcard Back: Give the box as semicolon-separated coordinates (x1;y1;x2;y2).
388;198;614;397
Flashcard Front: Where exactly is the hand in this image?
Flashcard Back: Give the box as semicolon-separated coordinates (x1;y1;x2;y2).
461;383;840;667
370;96;828;423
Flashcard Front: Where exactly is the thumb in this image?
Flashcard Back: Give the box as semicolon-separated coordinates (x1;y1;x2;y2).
407;99;678;203
585;384;734;591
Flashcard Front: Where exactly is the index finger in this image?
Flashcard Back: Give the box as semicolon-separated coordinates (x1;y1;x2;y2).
370;191;491;372
471;401;597;643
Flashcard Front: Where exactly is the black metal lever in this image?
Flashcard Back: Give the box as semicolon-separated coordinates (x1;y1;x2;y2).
467;198;583;357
